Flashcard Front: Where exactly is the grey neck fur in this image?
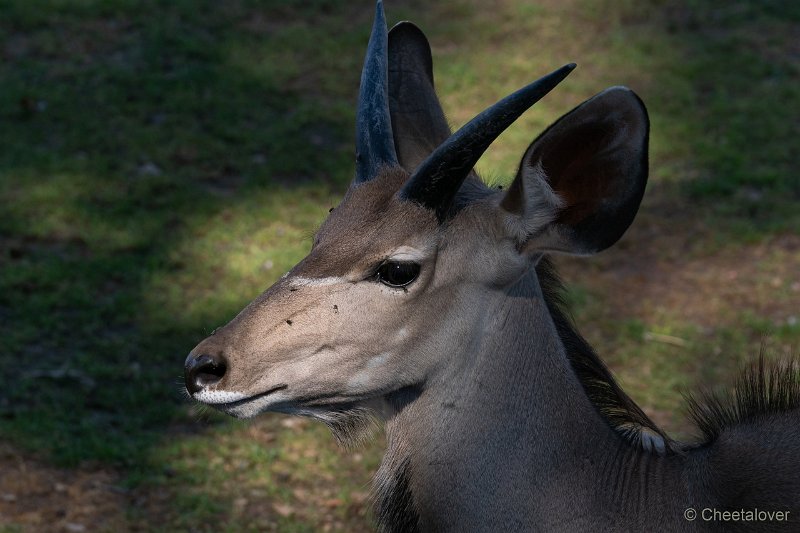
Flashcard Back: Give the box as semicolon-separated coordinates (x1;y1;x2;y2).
374;266;688;532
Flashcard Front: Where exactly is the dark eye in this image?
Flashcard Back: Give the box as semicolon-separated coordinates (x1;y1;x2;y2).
376;262;420;288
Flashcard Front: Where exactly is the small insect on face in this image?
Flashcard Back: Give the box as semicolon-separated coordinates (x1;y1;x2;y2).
185;1;649;445
184;169;458;440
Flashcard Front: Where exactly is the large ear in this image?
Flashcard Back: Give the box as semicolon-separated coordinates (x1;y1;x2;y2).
388;22;452;173
500;86;649;255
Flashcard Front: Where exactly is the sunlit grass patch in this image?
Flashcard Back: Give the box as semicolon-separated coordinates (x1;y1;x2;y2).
134;414;381;532
568;276;800;437
140;184;339;333
0;0;797;530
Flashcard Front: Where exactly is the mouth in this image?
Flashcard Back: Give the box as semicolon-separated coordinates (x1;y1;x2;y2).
193;384;289;418
193;384;389;421
193;383;417;421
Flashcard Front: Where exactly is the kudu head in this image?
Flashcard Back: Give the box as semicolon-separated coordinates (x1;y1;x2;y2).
184;1;648;443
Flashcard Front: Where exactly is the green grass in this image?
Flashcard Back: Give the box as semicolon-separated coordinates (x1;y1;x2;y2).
0;0;353;465
0;0;798;530
131;417;382;531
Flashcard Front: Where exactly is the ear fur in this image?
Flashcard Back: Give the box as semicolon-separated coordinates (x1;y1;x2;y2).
388;22;452;173
501;86;649;255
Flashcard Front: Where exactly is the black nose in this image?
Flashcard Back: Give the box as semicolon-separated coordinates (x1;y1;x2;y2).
184;353;228;394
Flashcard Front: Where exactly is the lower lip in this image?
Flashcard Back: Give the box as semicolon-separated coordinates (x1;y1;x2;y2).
198;384;288;408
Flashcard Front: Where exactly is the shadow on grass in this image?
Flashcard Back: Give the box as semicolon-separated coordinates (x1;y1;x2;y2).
554;0;800;433
0;0;371;468
584;0;800;318
640;0;800;237
0;0;797;529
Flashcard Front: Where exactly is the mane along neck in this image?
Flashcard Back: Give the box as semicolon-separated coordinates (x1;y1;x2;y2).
536;258;677;454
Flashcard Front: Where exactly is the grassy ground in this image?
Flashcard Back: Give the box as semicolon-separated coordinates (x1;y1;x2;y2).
0;0;797;530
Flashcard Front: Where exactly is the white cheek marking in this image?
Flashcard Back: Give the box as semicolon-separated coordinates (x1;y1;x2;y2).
395;327;409;341
290;276;347;288
366;352;390;369
347;353;391;390
347;373;370;391
194;390;246;404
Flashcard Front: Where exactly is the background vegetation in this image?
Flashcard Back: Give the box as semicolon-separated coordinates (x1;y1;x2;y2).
0;0;797;530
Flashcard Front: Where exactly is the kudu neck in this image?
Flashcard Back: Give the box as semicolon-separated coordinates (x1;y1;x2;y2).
420;268;622;448
378;268;687;531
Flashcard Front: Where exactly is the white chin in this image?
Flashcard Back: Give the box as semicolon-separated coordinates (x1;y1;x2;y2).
193;389;288;419
193;389;247;404
221;397;271;419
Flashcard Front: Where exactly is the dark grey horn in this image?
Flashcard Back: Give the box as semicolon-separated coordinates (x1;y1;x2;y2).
354;0;398;183
400;63;576;220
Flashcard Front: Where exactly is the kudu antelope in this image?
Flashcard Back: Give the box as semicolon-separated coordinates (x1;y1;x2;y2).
185;2;800;531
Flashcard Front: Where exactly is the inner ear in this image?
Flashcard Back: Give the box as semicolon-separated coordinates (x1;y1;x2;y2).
504;87;649;255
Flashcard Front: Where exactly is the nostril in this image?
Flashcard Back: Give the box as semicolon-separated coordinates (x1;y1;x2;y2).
195;355;227;385
184;353;228;395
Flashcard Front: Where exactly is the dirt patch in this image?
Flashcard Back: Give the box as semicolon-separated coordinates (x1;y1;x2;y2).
556;195;800;336
0;444;127;532
0;415;377;532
